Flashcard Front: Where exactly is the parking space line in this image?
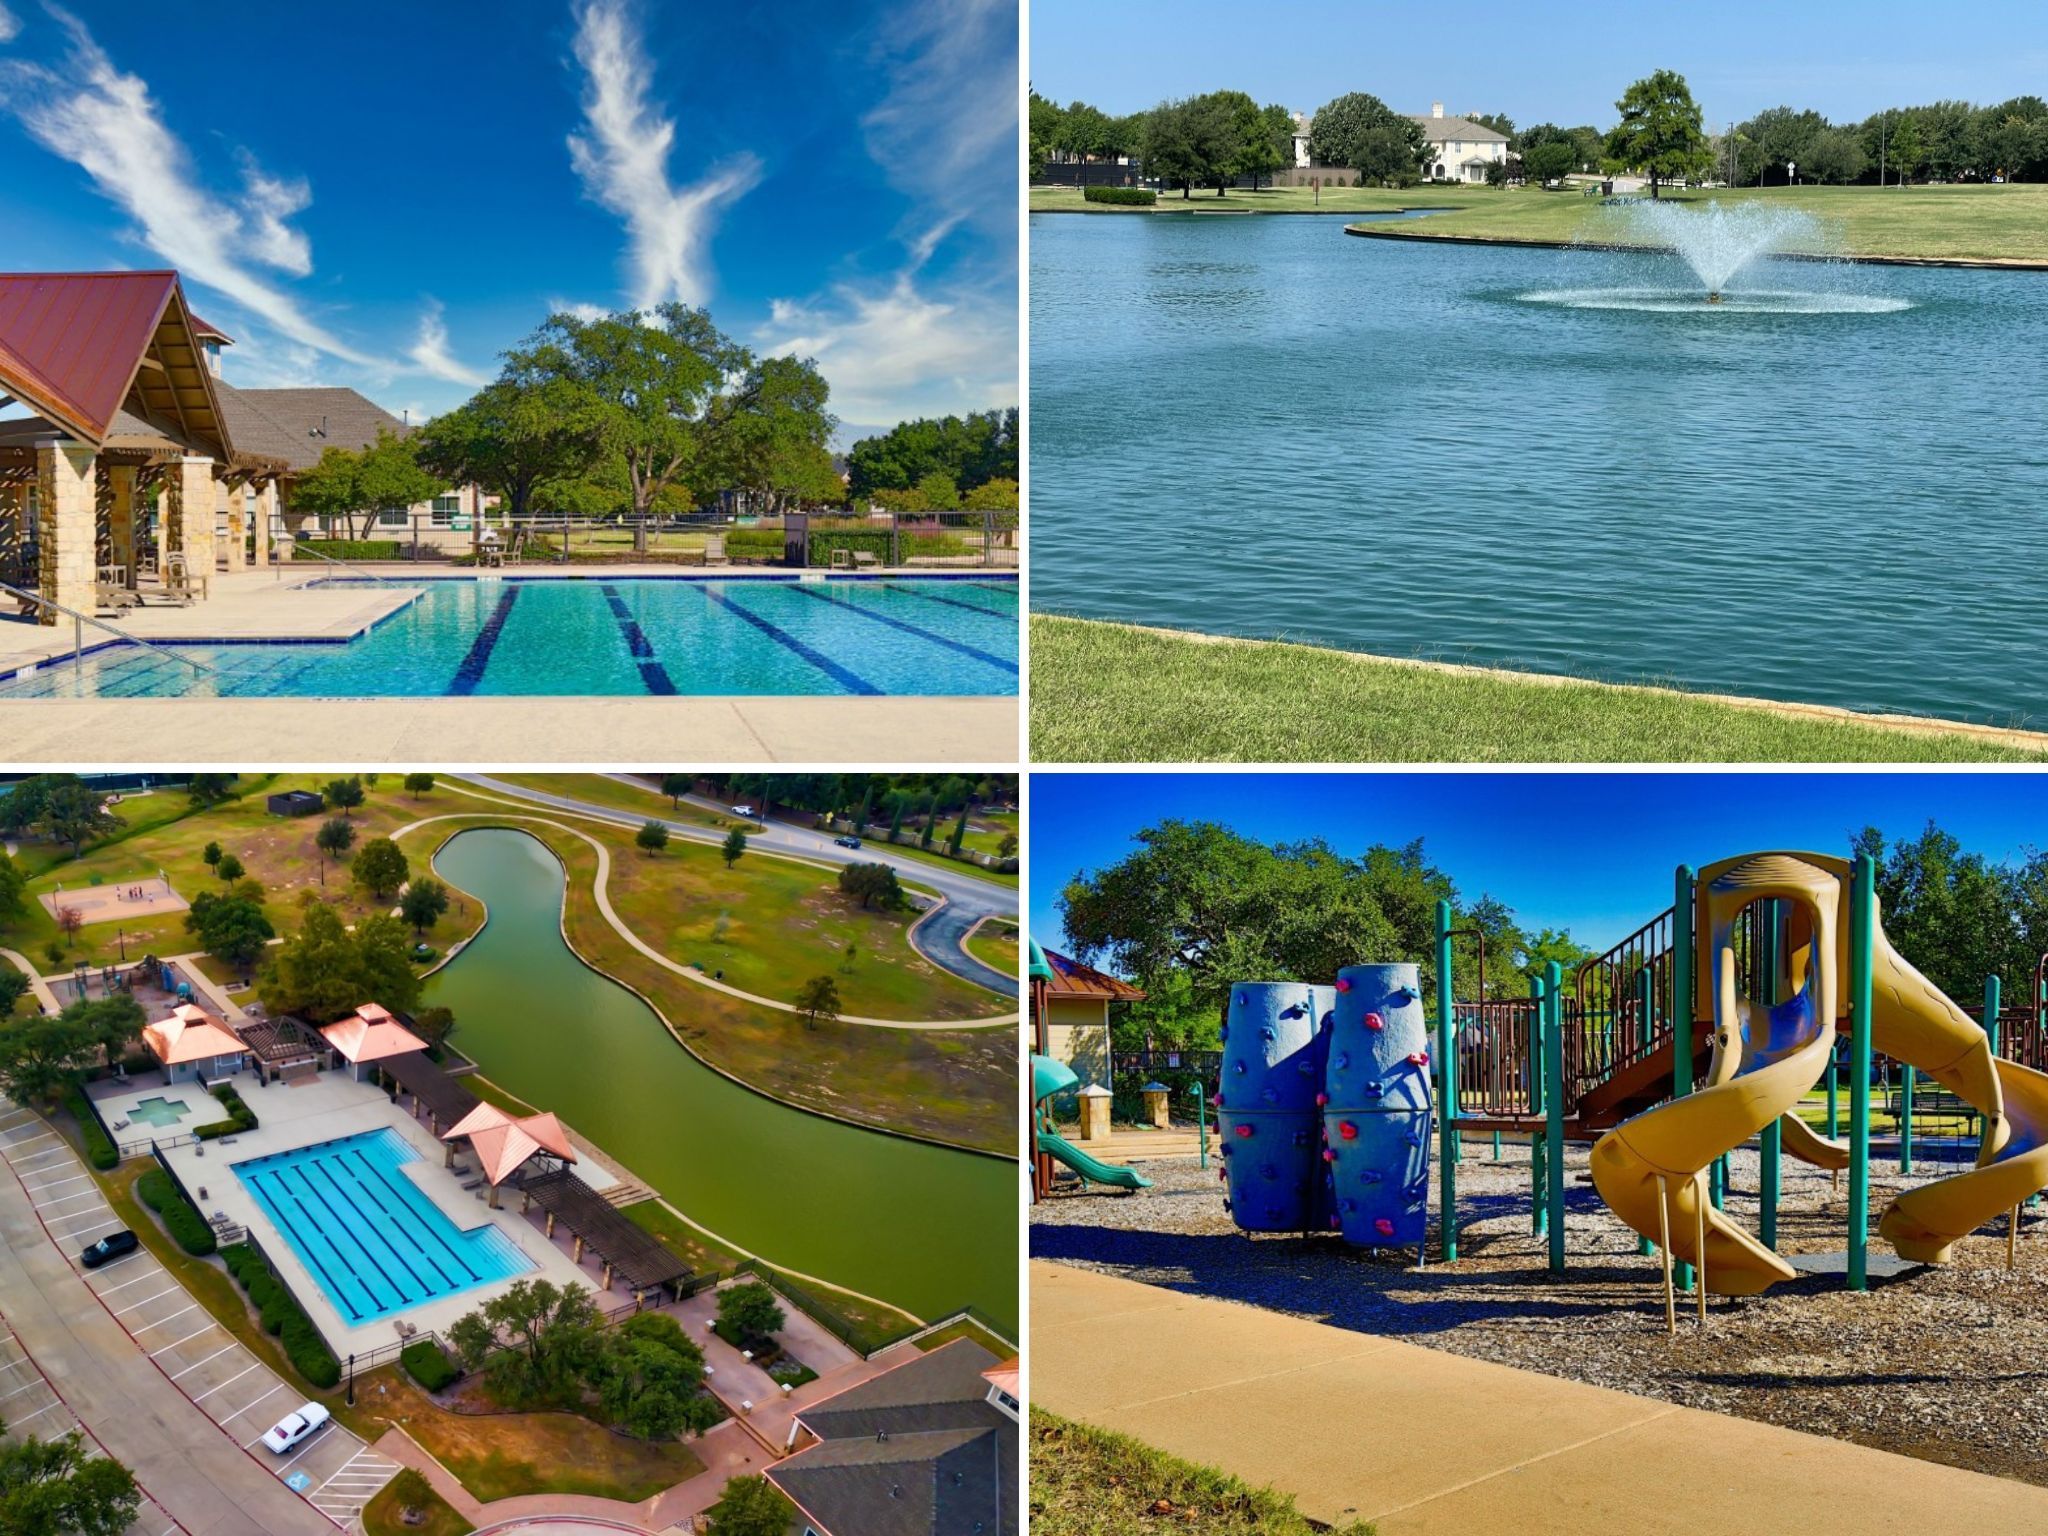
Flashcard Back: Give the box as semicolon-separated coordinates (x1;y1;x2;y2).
8;1399;61;1425
147;1324;213;1358
169;1342;240;1381
275;1422;337;1474
96;1265;167;1294
228;1383;288;1430
131;1302;201;1333
23;1171;91;1193
111;1286;178;1317
1;1378;46;1402
36;1188;106;1211
191;1360;261;1404
4;1130;60;1150
47;1208;115;1233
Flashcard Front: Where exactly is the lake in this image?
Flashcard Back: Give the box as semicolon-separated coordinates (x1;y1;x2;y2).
424;826;1017;1335
1029;211;2048;725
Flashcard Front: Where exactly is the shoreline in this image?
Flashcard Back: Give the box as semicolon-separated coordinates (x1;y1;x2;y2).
1343;222;2048;271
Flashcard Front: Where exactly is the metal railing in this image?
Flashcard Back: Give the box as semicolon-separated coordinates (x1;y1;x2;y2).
286;540;398;587
0;577;217;675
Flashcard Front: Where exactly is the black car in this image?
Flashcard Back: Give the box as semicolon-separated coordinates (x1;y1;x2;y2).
80;1229;139;1268
835;835;862;849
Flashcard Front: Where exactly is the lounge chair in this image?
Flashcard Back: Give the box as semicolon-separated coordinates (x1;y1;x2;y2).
96;579;141;617
830;547;854;570
852;549;880;570
704;533;730;567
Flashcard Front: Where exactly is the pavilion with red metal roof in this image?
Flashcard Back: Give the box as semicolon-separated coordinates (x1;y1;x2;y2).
0;270;288;624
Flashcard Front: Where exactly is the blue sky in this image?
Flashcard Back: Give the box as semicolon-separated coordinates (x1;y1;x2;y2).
1031;0;2048;130
1029;772;2048;959
0;0;1016;438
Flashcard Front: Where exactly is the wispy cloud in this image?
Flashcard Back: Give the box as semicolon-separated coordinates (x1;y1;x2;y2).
0;4;376;365
408;299;489;386
0;3;21;43
567;0;759;310
861;0;1015;231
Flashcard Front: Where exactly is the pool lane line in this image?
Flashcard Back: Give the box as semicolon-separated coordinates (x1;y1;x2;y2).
342;1146;484;1284
786;583;1019;676
873;582;1017;619
269;1162;410;1317
336;1152;467;1286
304;1156;435;1304
447;583;522;696
249;1168;379;1320
601;584;678;695
322;1154;452;1294
698;586;884;696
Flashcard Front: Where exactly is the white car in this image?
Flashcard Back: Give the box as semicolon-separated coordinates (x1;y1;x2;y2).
729;804;757;819
260;1402;331;1454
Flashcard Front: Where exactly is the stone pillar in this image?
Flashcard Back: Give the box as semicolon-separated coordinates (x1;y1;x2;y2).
487;1181;501;1210
520;1188;531;1214
572;1234;585;1264
171;455;216;584
223;482;247;572
106;465;139;588
1078;1083;1113;1142
35;440;96;625
545;1211;557;1239
600;1260;614;1291
444;1140;456;1168
253;481;276;568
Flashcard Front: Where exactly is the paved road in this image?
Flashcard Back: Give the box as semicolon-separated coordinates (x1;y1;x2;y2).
0;1097;392;1535
453;774;1017;996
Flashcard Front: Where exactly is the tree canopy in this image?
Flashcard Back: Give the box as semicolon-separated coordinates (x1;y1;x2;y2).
845;410;1016;501
287;427;448;541
414;376;601;523
0;1424;140;1536
1308;92;1428;185
259;898;421;1023
1605;68;1709;197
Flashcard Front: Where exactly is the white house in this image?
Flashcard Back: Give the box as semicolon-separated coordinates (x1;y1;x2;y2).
1410;102;1510;182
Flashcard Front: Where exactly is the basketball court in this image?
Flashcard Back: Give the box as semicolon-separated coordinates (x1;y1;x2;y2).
37;875;188;927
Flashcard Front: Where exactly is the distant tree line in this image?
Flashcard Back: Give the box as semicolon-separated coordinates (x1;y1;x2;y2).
1717;96;2048;186
844;409;1016;510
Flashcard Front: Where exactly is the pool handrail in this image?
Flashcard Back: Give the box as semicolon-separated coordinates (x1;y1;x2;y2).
288;541;399;586
0;577;218;677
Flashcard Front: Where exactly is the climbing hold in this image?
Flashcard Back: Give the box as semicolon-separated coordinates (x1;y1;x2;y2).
1329;1214;1341;1229
1364;1012;1385;1032
1407;1051;1429;1067
1314;1092;1329;1106
1375;1217;1395;1237
1232;1062;1246;1074
1335;976;1353;993
1234;1124;1253;1138
1334;1053;1350;1070
1339;1121;1358;1141
1323;1149;1337;1163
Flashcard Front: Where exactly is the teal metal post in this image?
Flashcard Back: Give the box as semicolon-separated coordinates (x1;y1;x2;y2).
1758;901;1781;1248
1192;1082;1208;1171
1826;1056;1839;1138
1435;899;1457;1262
1848;853;1876;1291
1634;964;1655;1255
1543;960;1566;1273
1899;1064;1915;1173
1529;973;1546;1238
1671;864;1697;1293
1986;974;2002;1060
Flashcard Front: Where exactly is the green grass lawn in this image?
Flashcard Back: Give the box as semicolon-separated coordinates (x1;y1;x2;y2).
1031;182;1484;216
1;774;463;974
1030;1409;1373;1536
418;816;1017;1154
481;773;728;829
1343;181;2048;264
853;828;1019;889
362;1476;473;1536
1030;616;2048;764
964;921;1019;982
912;1318;1015;1357
619;1197;748;1275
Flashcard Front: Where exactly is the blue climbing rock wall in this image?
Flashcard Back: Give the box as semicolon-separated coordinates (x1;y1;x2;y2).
1323;963;1433;1248
1217;982;1336;1233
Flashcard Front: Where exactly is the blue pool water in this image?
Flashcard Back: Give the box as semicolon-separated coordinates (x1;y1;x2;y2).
0;575;1019;699
233;1127;534;1323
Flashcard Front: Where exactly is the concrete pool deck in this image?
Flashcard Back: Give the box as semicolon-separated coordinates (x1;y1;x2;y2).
147;1072;594;1358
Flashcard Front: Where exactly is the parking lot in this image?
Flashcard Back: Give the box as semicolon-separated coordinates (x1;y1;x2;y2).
0;1098;398;1530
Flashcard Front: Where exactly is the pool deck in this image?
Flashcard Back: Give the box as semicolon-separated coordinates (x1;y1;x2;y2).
147;1072;594;1359
0;563;1019;763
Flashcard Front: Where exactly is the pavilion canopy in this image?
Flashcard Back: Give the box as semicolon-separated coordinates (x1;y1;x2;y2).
441;1102;577;1187
320;1001;428;1065
142;1003;246;1066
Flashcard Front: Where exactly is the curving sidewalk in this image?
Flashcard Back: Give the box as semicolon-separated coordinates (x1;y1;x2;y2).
394;807;1017;1030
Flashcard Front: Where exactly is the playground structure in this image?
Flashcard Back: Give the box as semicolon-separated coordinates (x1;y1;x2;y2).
1031;1050;1150;1194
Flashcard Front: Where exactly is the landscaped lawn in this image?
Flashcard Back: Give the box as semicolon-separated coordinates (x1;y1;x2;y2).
479;773;728;829
1030;617;2048;764
418;816;1018;1154
2;774;468;973
362;1476;473;1536
1030;1409;1372;1536
963;921;1019;982
911;1318;1015;1358
1344;181;2048;265
619;1197;748;1276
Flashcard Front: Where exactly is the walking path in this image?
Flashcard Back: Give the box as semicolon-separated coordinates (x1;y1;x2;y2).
396;799;1015;1028
1;945;63;1013
0;1094;384;1534
1031;1260;2048;1535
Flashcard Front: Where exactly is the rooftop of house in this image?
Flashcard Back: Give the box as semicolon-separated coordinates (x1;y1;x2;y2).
1410;105;1509;144
1038;946;1146;1003
211;380;412;473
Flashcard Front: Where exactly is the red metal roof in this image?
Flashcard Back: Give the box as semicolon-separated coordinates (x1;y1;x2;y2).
0;271;184;444
1040;947;1146;1001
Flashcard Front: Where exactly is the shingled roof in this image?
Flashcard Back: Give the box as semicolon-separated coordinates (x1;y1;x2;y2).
211;383;411;473
769;1339;1016;1536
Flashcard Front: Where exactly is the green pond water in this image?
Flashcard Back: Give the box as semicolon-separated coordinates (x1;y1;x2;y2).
424;826;1017;1335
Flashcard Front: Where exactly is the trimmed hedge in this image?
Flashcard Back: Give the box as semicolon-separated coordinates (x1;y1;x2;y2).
724;529;785;559
1084;185;1157;206
401;1339;460;1392
66;1086;119;1170
195;1083;258;1141
296;539;403;561
136;1167;215;1256
221;1243;341;1388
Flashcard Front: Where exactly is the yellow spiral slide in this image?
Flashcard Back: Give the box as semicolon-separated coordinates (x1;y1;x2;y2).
1590;851;2048;1295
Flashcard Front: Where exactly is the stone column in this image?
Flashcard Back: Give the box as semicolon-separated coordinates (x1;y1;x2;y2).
35;440;96;625
170;455;217;585
223;482;247;572
106;464;139;588
252;481;276;568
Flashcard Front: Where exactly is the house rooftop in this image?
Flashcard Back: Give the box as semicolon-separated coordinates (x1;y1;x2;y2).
142;1003;246;1066
1038;946;1145;1003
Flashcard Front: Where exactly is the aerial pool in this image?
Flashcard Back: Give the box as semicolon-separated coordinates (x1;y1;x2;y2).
424;826;1017;1337
233;1126;534;1323
1030;211;2048;724
0;575;1018;699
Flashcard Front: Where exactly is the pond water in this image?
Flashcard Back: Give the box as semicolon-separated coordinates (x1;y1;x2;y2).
423;826;1017;1334
1030;212;2048;725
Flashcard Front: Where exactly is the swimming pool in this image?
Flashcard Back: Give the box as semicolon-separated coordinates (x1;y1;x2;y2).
0;575;1019;699
233;1127;534;1323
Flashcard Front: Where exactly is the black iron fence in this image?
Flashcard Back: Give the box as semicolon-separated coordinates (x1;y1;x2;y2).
1108;1049;1219;1125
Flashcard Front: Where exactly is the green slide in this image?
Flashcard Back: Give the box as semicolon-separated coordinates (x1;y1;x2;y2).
1038;1131;1152;1191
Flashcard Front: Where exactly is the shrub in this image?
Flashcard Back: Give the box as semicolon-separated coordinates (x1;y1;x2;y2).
136;1167;214;1255
284;1315;341;1387
1084;185;1157;206
194;1082;259;1140
66;1085;119;1169
296;539;403;561
402;1339;460;1392
724;528;784;561
806;529;891;567
220;1243;340;1386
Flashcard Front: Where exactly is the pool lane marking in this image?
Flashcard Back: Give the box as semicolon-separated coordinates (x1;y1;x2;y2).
333;1151;463;1290
786;584;1018;675
302;1157;426;1309
344;1146;482;1284
699;586;884;695
308;1154;436;1299
877;582;1018;619
447;584;522;696
601;584;678;696
252;1166;386;1319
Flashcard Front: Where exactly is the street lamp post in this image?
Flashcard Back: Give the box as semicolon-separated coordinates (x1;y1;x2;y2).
346;1352;355;1406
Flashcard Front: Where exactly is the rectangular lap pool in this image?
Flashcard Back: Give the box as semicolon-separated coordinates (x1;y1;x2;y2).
233;1127;534;1324
0;575;1020;699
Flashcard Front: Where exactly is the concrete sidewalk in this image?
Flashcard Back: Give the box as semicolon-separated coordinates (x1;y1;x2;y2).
1030;1260;2048;1535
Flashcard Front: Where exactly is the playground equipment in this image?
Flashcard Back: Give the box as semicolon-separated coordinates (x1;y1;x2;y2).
1215;983;1335;1231
1031;1052;1150;1195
